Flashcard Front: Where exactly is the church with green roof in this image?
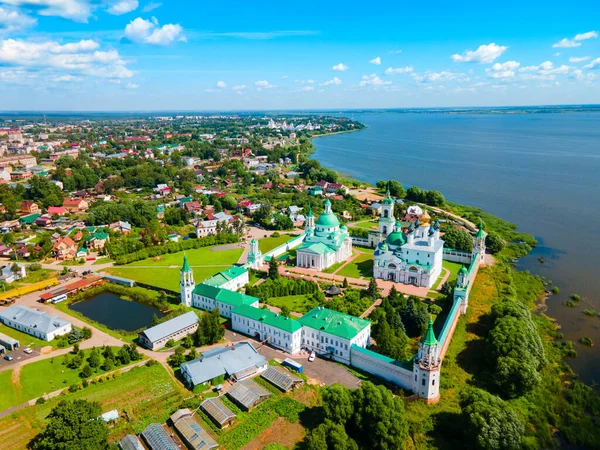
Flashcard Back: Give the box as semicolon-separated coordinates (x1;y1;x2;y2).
295;199;353;271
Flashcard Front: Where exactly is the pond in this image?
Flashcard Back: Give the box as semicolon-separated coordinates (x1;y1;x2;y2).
69;292;163;332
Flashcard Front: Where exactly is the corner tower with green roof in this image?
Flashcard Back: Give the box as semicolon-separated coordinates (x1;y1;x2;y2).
180;254;195;307
472;219;486;263
414;318;441;402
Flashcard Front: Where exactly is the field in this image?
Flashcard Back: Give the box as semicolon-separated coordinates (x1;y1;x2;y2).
0;363;185;450
258;234;299;254
101;245;244;290
267;294;314;315
337;252;374;279
125;246;243;267
0;347;140;411
12;269;58;288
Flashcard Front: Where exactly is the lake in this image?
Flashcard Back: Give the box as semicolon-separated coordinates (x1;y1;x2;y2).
313;110;600;384
69;292;163;332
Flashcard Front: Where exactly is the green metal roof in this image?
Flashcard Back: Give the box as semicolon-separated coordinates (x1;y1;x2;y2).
458;265;468;275
193;283;258;308
182;254;191;272
203;266;248;287
233;304;302;333
315;212;340;227
422;318;438;346
18;213;41;224
382;185;394;205
298;306;370;340
386;230;406;247
296;242;334;255
475;221;485;239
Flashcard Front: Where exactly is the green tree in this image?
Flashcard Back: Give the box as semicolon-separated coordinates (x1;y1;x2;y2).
388;180;406;198
323;384;355;424
30;399;110;450
268;257;279;280
116;346;131;365
365;277;378;300
400;296;429;337
443;228;473;252
485;232;505;254
460;388;524;450
80;364;92;378
87;348;101;369
280;305;291;318
342;277;349;288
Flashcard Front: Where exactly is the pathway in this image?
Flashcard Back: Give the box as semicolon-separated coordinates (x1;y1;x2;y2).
434;268;451;291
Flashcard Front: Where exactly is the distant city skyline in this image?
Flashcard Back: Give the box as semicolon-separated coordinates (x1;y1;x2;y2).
0;0;599;110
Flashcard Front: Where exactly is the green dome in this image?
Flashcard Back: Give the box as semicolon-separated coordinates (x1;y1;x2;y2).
316;212;340;228
386;230;406;247
382;196;394;205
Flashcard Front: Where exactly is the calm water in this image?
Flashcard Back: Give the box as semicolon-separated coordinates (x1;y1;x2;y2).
69;292;163;332
313;111;600;383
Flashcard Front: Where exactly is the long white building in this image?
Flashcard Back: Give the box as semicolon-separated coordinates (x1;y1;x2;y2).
0;305;71;341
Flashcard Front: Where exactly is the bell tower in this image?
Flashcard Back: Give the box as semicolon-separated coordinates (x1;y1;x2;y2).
180;254;194;307
379;183;395;237
247;238;264;269
472;220;486;263
305;204;315;230
413;319;441;403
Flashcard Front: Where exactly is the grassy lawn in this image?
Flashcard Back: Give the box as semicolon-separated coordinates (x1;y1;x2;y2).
102;265;229;291
267;294;315;315
352;220;378;230
355;246;376;254
248;271;265;287
125;246;243;267
59;260;86;267
12;269;58;287
0;347;139;411
442;260;464;285
258;234;299;254
93;258;114;265
322;260;345;274
0;323;58;350
337;252;374;279
0;363;185;450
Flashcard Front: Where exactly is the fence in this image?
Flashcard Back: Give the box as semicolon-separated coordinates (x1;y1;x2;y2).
350;345;414;390
442;248;472;264
262;233;305;260
0;278;59;301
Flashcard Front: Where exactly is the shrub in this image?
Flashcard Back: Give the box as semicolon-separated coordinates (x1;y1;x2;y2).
552;287;559;295
570;294;581;301
579;337;593;347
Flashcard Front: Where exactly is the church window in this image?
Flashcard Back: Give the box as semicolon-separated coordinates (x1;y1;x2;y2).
422;379;426;386
432;379;435;386
415;375;417;381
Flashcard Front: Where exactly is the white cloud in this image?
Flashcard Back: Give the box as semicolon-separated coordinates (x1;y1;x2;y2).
389;49;402;54
322;76;341;86
553;38;581;48
369;56;381;65
584;57;600;69
142;1;161;12
216;80;226;88
384;66;413;75
359;73;391;86
255;80;273;89
53;74;80;82
280;75;288;79
451;43;507;63
232;84;246;90
0;0;92;22
0;6;36;31
124;17;185;45
108;0;138;15
412;71;468;83
300;86;314;91
0;38;133;79
125;82;139;89
569;56;590;63
553;52;561;57
575;31;598;41
518;61;570;80
332;63;348;71
486;60;520;79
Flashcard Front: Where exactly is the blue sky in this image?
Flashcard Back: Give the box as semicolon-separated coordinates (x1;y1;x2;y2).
0;0;599;110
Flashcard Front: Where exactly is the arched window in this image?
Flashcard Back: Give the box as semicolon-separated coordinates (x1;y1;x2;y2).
383;226;387;234
383;210;388;218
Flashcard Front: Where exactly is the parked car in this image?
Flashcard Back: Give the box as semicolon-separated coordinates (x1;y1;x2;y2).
308;351;316;362
23;348;33;354
4;355;13;361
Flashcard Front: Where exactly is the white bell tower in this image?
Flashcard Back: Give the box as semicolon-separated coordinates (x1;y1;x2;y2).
472;220;486;263
413;319;441;403
247;238;264;269
180;254;194;307
379;184;395;236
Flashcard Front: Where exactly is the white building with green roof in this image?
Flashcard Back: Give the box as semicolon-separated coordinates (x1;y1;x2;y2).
191;283;259;318
203;266;249;291
295;200;352;271
232;305;303;353
298;306;371;363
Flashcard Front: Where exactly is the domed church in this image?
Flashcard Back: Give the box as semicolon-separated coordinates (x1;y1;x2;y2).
373;209;444;288
296;199;353;271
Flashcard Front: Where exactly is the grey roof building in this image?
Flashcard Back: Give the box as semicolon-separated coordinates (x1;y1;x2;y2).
118;434;144;450
171;410;218;450
0;331;19;350
138;311;199;350
0;305;71;341
227;378;271;410
141;423;178;450
261;366;303;392
180;342;267;387
201;397;236;428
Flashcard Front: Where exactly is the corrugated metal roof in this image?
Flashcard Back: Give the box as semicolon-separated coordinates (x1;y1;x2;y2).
141;311;198;344
0;305;70;335
141;423;178;450
261;366;303;392
227;378;271;410
119;434;145;450
201;397;236;426
173;416;218;450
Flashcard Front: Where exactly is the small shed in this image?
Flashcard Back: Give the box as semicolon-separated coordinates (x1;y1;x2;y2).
325;284;343;296
100;409;119;422
261;366;304;392
0;331;19;350
227;378;271;411
201;397;236;428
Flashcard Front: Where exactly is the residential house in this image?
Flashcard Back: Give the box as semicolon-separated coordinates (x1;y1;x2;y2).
316;180;349;195
34;215;53;227
63;198;89;213
47;206;67;216
20;201;39;215
110;221;131;234
0;263;26;283
86;231;109;250
0;244;12;257
183;201;202;214
53;235;77;260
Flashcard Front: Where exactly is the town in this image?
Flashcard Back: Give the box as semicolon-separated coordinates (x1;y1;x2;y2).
0;113;577;450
